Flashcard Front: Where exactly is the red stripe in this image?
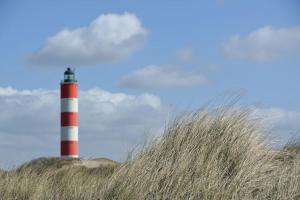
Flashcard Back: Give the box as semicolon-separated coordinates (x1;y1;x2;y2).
61;112;78;126
61;141;78;156
61;83;78;98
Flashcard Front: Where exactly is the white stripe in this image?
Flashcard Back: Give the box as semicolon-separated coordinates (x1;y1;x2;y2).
61;155;78;159
61;98;78;112
61;126;78;141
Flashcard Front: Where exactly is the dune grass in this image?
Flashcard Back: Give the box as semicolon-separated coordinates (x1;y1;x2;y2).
0;107;299;199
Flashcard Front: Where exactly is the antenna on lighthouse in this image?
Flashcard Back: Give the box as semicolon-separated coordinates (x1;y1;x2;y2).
60;67;79;159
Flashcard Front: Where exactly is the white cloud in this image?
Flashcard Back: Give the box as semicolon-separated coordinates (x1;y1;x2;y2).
0;87;167;168
252;107;300;147
222;26;300;61
176;47;193;62
1;86;299;168
26;13;147;67
118;65;209;90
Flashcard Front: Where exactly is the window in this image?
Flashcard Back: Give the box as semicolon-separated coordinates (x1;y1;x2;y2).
65;74;74;81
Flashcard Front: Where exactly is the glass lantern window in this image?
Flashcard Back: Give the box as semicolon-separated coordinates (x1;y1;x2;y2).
65;74;74;81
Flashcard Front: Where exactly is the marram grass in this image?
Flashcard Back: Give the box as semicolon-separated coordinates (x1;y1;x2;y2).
0;108;299;199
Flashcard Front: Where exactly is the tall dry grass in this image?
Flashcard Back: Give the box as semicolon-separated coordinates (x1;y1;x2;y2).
0;158;118;199
0;107;299;199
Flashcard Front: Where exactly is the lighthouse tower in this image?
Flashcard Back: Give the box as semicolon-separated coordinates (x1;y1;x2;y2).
60;68;78;158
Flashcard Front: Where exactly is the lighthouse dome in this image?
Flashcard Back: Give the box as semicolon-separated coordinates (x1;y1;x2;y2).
63;68;77;83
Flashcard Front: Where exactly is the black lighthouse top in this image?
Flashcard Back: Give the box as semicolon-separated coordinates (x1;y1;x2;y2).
63;67;77;83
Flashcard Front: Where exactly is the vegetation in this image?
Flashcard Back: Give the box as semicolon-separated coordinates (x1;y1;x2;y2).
0;107;299;199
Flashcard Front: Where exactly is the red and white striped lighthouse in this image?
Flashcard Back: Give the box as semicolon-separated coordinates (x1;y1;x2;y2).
60;68;78;158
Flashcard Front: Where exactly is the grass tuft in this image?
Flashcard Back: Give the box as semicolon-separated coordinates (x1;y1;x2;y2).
0;107;299;199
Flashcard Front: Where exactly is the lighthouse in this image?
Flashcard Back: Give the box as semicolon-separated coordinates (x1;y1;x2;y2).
60;68;78;158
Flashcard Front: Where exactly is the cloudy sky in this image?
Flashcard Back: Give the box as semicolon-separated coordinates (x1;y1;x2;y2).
0;0;300;168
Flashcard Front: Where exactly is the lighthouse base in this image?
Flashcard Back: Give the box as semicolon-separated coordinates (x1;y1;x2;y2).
61;155;79;159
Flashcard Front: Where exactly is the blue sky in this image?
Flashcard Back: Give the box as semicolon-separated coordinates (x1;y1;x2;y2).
0;0;300;168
